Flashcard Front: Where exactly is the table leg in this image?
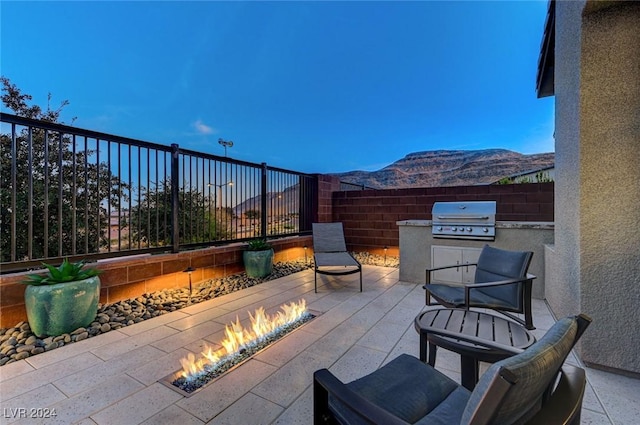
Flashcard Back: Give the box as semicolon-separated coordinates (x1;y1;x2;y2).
460;355;479;391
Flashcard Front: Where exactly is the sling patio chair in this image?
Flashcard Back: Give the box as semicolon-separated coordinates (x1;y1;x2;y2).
312;222;362;293
424;244;536;330
314;313;592;425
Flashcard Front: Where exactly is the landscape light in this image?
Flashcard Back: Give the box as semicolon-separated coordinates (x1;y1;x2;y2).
183;267;195;303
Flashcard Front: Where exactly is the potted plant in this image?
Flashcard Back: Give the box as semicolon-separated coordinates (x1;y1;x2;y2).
21;259;102;337
243;238;274;278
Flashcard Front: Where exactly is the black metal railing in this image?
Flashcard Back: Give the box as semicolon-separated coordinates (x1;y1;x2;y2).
0;113;317;272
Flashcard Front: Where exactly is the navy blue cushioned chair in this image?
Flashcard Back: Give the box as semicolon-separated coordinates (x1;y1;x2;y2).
424;244;536;330
314;314;591;425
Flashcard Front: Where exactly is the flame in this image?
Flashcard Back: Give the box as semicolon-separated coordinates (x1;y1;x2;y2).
179;299;308;380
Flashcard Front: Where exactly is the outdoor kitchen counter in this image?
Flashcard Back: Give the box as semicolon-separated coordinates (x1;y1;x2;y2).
396;220;554;230
396;220;554;299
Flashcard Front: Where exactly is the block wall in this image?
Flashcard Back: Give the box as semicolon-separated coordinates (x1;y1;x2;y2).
0;236;312;328
333;183;554;252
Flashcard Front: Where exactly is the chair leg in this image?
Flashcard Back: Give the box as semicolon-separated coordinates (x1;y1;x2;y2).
419;333;427;362
460;355;480;391
427;341;438;367
359;268;362;292
313;371;336;424
314;270;318;293
523;279;534;330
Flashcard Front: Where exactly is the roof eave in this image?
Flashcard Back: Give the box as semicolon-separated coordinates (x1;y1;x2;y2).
536;0;556;98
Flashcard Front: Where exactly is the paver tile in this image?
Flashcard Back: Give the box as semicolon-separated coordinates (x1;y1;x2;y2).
207;392;283;425
12;374;144;425
177;358;277;423
139;405;204;425
90;383;183;425
53;345;165;396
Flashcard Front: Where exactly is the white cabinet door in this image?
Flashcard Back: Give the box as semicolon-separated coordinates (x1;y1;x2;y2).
431;246;463;283
431;246;482;284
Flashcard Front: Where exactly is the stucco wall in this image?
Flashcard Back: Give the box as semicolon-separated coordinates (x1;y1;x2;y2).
549;0;584;321
579;2;640;373
551;1;640;374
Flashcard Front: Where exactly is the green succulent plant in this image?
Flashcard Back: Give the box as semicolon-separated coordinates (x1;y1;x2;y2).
245;238;272;251
22;259;102;286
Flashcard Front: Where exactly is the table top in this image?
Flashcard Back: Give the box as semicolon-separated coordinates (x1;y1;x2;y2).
415;308;535;352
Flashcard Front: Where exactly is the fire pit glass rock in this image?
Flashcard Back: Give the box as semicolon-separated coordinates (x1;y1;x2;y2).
170;299;313;394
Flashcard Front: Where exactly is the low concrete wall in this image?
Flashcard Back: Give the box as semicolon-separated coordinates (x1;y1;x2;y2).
0;236;312;328
397;220;554;299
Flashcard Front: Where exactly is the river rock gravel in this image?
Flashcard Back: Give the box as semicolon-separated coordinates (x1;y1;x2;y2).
0;253;397;366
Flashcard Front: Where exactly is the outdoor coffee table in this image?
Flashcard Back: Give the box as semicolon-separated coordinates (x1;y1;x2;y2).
414;308;536;390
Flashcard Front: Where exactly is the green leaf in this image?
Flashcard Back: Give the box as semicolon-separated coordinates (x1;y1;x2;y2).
21;259;101;285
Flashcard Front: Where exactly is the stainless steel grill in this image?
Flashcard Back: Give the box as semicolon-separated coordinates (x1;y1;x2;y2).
431;201;496;241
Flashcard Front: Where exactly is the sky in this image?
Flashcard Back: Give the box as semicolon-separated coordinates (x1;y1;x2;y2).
1;1;554;174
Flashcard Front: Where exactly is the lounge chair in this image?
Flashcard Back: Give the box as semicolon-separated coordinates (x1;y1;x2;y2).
312;223;362;293
425;244;536;330
314;313;592;425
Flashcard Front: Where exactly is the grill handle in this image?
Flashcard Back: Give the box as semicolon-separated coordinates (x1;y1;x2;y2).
436;215;491;220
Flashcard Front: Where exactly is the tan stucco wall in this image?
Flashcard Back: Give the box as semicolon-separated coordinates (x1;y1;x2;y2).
551;0;640;374
579;2;640;373
548;0;585;321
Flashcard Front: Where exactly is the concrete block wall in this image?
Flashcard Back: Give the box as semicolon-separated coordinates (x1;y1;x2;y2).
0;236;312;328
332;183;554;253
315;174;341;223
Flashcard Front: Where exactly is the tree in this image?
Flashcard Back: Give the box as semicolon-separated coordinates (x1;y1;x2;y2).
127;181;234;247
0;77;129;263
244;209;261;236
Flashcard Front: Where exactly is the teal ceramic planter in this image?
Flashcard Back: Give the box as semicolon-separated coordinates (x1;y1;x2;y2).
243;249;274;278
24;276;101;337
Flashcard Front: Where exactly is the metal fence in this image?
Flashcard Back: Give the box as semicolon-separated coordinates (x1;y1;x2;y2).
0;113;317;272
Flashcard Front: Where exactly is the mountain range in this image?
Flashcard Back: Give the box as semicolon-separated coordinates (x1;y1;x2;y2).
232;149;554;216
333;149;555;189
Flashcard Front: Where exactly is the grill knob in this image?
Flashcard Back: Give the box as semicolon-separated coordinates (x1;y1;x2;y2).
437;226;442;231
452;227;457;231
466;227;472;232
482;227;488;233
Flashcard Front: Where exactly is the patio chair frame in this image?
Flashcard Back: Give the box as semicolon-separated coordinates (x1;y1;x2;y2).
312;223;363;293
314;313;592;425
425;245;536;330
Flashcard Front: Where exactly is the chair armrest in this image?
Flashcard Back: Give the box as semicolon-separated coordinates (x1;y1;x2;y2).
427;263;478;273
464;273;535;296
313;369;410;425
463;275;536;309
464;274;537;289
426;263;478;284
524;364;586;425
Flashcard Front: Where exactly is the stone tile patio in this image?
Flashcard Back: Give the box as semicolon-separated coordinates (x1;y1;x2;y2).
0;266;638;424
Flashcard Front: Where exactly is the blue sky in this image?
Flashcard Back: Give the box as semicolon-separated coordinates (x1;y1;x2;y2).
1;1;553;174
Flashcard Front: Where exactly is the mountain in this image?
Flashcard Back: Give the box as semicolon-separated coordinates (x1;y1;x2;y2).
333;149;554;189
233;183;300;217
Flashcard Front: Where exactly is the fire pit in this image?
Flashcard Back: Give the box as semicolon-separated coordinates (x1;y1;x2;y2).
162;299;315;396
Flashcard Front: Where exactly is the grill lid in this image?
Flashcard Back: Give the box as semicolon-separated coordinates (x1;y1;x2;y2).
432;201;496;240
